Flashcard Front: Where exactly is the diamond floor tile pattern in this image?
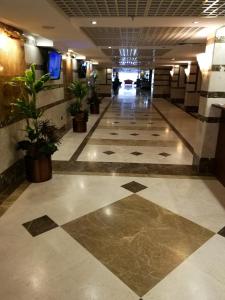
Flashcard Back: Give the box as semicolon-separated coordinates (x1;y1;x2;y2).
121;181;147;193
23;215;58;237
62;194;214;296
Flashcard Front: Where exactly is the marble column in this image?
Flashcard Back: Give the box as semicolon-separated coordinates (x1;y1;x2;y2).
170;65;186;103
153;67;170;98
194;26;225;171
184;63;202;112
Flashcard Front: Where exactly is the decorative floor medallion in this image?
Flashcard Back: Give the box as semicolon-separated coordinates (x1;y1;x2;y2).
62;195;213;296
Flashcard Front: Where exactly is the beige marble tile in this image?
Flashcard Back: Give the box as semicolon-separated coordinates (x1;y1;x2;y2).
138;177;225;232
1;174;132;225
145;235;225;300
77;144;193;165
91;128;179;141
63;194;213;296
53;99;110;161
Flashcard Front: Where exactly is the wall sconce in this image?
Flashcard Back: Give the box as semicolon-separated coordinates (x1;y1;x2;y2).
76;54;86;60
0;64;4;72
184;63;191;77
170;67;174;77
0;32;8;49
91;60;99;65
196;53;210;74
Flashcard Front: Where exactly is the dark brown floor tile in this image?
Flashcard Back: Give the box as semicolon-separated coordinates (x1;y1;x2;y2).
103;151;115;155
130;151;143;156
159;152;171;157
218;226;225;237
62;195;214;296
53;161;207;176
130;133;139;136
121;181;147;193
23;215;58;237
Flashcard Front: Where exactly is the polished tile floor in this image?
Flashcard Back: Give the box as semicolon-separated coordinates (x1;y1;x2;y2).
1;87;225;300
78;89;193;165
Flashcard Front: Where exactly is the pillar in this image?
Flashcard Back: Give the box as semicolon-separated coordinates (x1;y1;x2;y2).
170;65;186;103
193;26;225;171
153;67;170;98
184;62;202;112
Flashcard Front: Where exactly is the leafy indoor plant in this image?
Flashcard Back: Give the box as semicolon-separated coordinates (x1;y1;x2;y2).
68;80;88;132
87;71;101;114
11;64;61;183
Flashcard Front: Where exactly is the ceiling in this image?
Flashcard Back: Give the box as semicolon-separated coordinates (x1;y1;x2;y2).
1;0;225;68
81;26;204;47
53;0;225;17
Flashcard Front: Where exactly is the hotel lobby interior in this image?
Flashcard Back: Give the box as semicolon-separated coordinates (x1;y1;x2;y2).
1;0;225;299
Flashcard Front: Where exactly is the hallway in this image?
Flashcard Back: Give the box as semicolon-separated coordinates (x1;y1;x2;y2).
1;88;225;300
2;1;225;298
78;88;193;165
53;87;196;176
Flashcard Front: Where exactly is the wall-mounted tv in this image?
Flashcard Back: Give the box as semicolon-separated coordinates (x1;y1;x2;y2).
48;51;62;80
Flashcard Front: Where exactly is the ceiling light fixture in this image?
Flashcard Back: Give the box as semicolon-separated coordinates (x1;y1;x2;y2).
171;58;175;61
193;21;199;24
91;20;97;25
108;46;111;49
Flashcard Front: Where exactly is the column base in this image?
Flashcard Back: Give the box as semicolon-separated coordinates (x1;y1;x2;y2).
171;98;184;104
193;154;215;174
184;106;198;113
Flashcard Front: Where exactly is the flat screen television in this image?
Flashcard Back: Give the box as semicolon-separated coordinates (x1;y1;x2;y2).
48;51;62;80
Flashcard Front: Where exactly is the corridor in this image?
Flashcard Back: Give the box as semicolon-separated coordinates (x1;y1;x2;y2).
78;87;193;165
1;88;225;300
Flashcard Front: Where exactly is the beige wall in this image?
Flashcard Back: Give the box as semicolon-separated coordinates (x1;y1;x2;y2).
0;41;73;175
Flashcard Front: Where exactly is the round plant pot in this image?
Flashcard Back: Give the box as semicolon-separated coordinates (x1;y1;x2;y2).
72;118;87;132
25;155;52;183
90;103;100;114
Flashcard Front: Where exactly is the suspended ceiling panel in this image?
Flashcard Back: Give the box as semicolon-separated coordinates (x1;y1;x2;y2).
102;48;171;67
53;0;225;17
81;27;203;47
102;48;170;57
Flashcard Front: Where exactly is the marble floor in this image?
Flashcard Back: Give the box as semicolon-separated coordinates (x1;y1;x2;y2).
77;90;193;165
1;87;225;300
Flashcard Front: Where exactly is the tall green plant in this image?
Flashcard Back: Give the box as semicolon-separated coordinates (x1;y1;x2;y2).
11;64;61;157
68;80;88;116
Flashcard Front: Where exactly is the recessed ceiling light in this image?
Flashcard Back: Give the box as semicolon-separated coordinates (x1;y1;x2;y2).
108;46;111;49
193;21;199;24
92;20;97;25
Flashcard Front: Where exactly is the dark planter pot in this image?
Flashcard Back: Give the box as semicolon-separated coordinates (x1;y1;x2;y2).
90;103;100;114
72;117;87;132
25;155;52;183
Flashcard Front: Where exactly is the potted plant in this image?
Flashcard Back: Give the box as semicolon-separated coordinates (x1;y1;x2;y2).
68;80;88;132
87;71;101;114
10;64;61;183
